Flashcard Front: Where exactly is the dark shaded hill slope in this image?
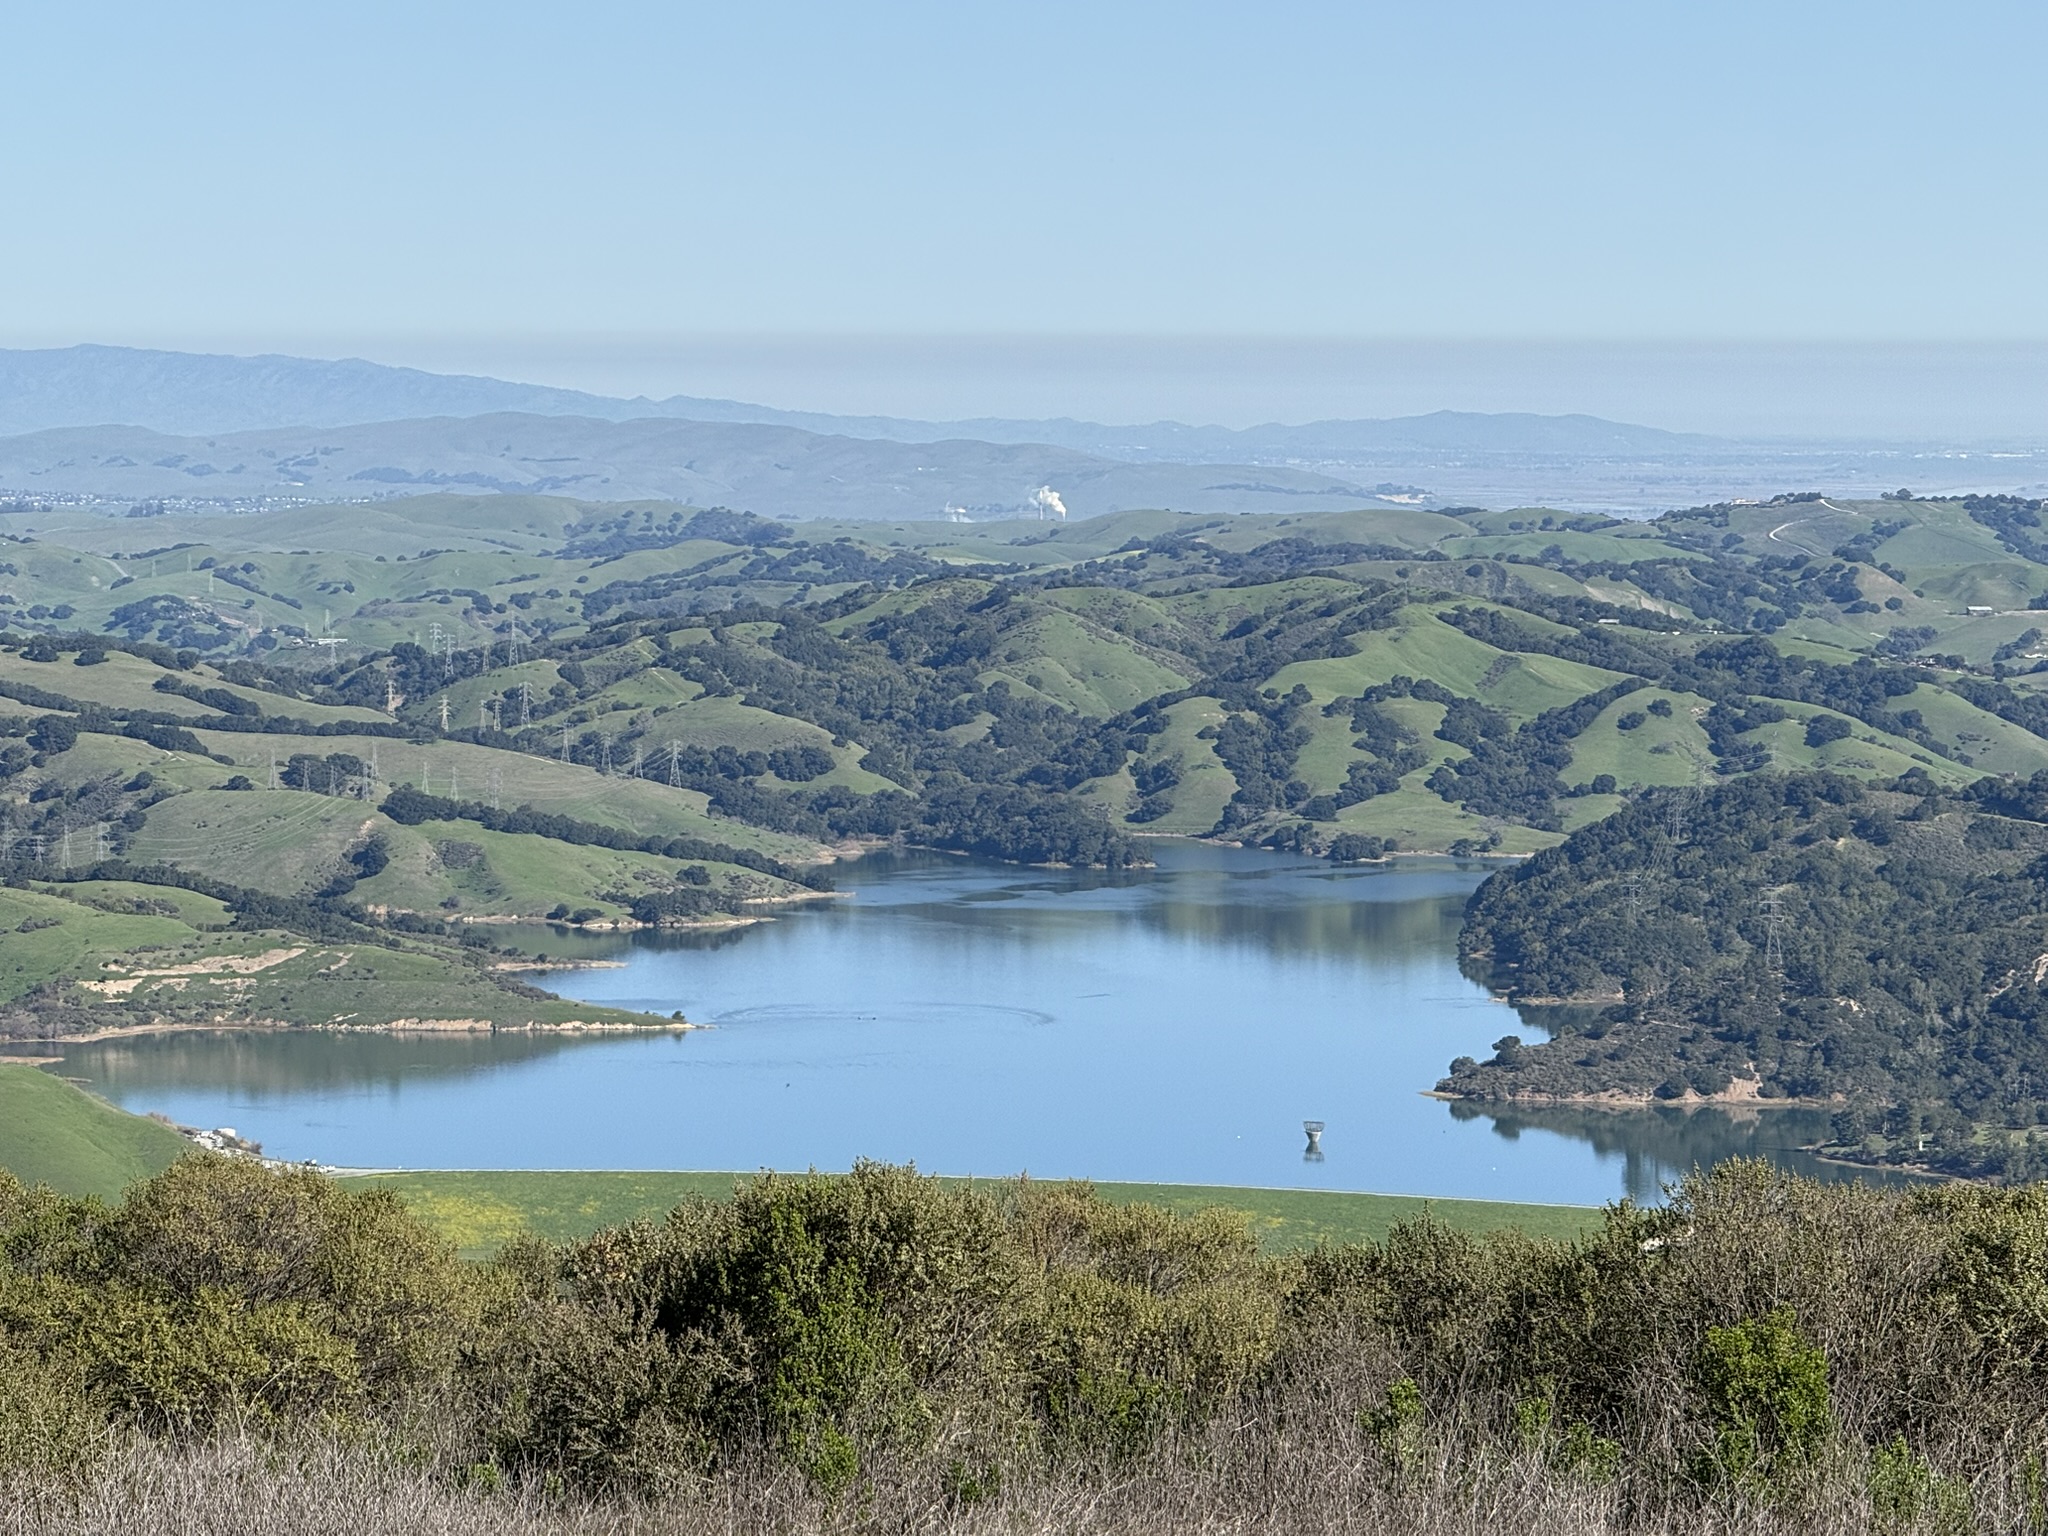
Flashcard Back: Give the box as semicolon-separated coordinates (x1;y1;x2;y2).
1449;771;2048;1175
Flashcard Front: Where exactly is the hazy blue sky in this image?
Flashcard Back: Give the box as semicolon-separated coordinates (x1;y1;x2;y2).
5;2;2047;427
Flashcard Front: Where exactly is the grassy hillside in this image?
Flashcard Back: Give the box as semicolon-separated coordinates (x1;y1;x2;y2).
0;879;679;1038
0;1063;189;1198
18;494;2048;879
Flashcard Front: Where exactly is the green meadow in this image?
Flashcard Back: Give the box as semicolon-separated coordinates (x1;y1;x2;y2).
343;1168;1603;1257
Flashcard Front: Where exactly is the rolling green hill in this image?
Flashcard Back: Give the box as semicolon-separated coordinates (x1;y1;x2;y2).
0;1064;190;1198
14;490;2048;1137
17;491;2048;879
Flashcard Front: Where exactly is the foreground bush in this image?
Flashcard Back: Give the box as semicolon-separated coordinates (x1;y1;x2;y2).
9;1157;2048;1530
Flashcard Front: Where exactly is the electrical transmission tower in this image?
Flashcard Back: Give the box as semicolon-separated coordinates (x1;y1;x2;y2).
58;824;73;871
628;744;644;779
438;695;451;732
666;741;683;787
1617;872;1650;922
598;733;613;775
385;673;403;714
94;823;110;861
1759;889;1788;973
268;753;280;790
487;765;503;811
1664;793;1691;847
518;680;532;728
560;722;572;763
448;766;460;801
1653;782;1705;876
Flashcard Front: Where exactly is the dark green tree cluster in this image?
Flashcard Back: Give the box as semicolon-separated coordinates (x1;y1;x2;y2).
1449;771;2048;1170
1427;681;1645;829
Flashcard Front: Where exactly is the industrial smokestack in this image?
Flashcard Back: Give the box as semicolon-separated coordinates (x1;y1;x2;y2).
1030;486;1067;521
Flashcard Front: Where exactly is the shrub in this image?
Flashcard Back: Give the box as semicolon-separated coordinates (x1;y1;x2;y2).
0;1333;104;1475
0;1159;475;1430
495;1164;1018;1491
1013;1188;1282;1459
1869;1435;1972;1534
1692;1306;1831;1485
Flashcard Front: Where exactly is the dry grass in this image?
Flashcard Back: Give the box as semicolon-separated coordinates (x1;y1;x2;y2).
0;1413;2011;1536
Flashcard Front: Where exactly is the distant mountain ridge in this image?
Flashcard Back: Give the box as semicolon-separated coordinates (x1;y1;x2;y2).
0;344;1719;462
0;413;1398;521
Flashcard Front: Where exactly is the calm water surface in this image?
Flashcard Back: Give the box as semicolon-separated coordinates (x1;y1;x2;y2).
57;844;1856;1205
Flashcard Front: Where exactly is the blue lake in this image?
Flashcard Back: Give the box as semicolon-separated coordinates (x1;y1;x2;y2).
56;843;1853;1206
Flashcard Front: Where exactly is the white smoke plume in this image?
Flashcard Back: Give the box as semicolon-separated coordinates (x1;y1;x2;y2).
1030;486;1067;520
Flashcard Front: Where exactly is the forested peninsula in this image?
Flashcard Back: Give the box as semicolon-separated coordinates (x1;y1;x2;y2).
1448;770;2048;1179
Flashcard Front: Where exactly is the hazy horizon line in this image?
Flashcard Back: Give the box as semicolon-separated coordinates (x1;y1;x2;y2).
6;335;2048;445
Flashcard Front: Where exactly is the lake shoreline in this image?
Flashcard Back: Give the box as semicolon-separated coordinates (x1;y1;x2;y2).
9;1016;693;1046
1424;1087;1829;1111
50;844;1875;1207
